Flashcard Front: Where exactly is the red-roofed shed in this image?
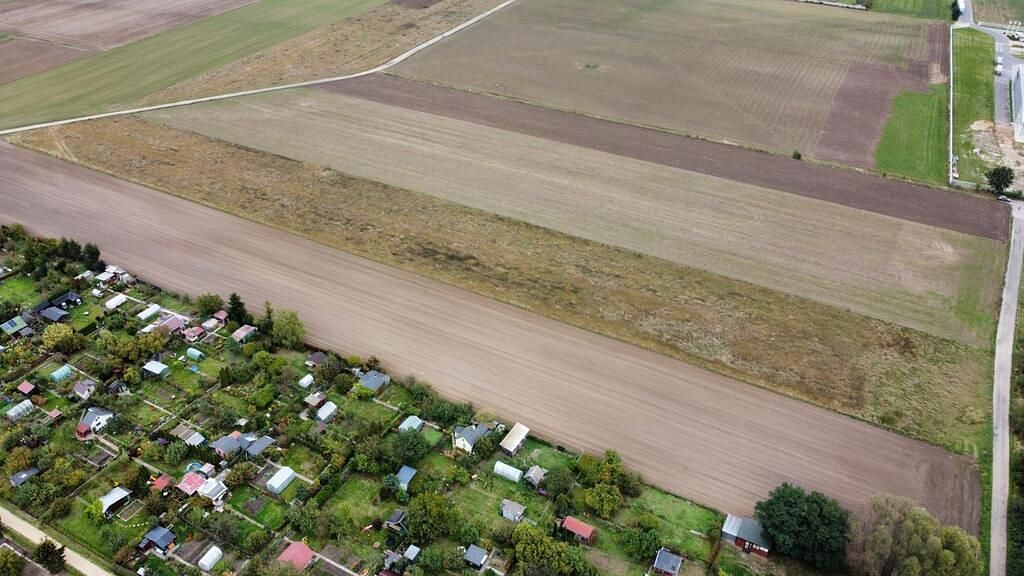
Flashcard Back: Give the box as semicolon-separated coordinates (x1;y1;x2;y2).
151;474;172;492
16;381;35;395
177;472;205;496
278;541;316;571
562;516;596;544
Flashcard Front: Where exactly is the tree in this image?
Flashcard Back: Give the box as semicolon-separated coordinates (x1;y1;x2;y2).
195;293;224;317
513;524;573;575
4;446;32;475
389;431;431;465
81;243;102;270
84;498;105;524
0;549;24;576
583;483;622;519
618;526;661;563
227;293;251;325
407;493;453;543
545;468;575;500
42;323;81;354
258;301;275;334
849;494;982;576
33;539;66;573
165;441;190;466
754;483;850;571
987;165;1015;195
271;309;305;350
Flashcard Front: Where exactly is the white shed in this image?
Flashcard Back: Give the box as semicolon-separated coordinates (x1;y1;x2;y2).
297;374;314;389
137;303;161;321
500;422;530;455
104;294;127;310
316;401;338;423
493;461;523;483
266;466;295;495
198;545;223;572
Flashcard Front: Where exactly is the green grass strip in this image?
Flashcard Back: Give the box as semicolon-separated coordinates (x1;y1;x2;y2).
870;0;953;19
875;84;949;184
0;0;383;130
953;28;997;184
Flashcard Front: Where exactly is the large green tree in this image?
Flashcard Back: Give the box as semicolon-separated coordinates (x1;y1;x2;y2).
0;549;24;576
848;495;982;576
754;483;850;571
407;493;453;543
271;309;305;350
33;539;66;573
195;293;224;317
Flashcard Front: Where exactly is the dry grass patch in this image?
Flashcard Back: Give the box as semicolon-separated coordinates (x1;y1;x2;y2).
147;0;505;103
10;118;996;450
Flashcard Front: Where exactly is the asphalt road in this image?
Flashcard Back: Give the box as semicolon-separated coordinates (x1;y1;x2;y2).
0;141;981;530
0;502;113;576
989;202;1024;576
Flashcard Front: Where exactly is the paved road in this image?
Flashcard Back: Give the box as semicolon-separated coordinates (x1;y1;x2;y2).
0;141;981;530
989;202;1024;576
0;502;114;576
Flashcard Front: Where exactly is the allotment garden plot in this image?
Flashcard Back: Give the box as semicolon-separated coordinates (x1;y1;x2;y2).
392;0;943;166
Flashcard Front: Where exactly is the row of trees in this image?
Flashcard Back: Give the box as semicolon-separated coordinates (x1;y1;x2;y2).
752;483;982;575
0;521;65;575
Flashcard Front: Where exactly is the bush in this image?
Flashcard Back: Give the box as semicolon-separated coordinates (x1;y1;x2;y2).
755;483;849;571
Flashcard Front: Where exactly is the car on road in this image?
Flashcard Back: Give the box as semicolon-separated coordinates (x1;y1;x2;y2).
999;195;1010;202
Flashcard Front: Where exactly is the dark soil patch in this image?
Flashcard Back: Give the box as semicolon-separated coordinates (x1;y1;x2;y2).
322;73;1008;241
244;496;267;515
0;37;88;85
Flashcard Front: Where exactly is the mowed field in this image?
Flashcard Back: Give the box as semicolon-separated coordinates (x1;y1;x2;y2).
393;0;942;166
0;0;253;84
0;0;255;50
973;0;1024;22
0;0;383;130
0;141;981;531
149;87;1006;346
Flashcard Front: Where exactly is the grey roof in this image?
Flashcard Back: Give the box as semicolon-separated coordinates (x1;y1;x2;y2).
404;545;420;561
80;406;113;427
40;307;68;322
454;422;491;448
142;526;175;550
652;548;684;575
723;515;770;550
464;544;488;566
307;351;327;366
10;467;39;487
525;465;547;486
245;435;274;457
73;379;96;397
397;465;417;487
99;486;132;514
501;499;525;520
1;315;27;335
210;435;240;456
358;370;390;392
52;292;81;308
387;509;407;525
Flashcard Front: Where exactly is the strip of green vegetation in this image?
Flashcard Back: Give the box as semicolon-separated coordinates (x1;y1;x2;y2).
871;0;953;19
875;84;949;184
954;28;997;184
0;275;39;307
0;0;383;130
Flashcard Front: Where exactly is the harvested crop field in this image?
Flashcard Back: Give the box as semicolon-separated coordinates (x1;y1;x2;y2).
148;87;1006;346
0;37;85;85
0;0;255;51
0;141;982;531
12;118;997;453
392;0;944;166
973;0;1024;23
148;0;505;103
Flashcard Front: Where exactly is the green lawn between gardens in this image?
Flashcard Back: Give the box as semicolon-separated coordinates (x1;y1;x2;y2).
875;84;949;184
0;0;384;130
0;276;39;308
953;28;997;185
229;485;288;530
871;0;954;19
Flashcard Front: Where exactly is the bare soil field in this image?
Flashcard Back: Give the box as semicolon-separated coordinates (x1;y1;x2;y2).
392;0;941;165
148;88;1006;346
0;36;86;84
147;0;505;103
0;141;981;531
0;0;255;51
12;118;996;454
325;74;1004;240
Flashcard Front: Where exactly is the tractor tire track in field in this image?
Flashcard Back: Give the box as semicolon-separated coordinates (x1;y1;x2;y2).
0;141;981;533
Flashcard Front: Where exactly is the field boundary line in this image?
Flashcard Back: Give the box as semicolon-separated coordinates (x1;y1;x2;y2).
0;0;521;137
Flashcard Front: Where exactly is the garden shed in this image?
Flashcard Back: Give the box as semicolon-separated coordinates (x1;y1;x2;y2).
267;466;296;495
493;461;522;483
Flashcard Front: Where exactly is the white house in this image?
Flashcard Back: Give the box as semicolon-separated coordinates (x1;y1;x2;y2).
198;478;229;506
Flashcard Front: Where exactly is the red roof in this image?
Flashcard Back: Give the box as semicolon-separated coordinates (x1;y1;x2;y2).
152;474;172;491
47;409;62;420
563;516;596;540
16;381;35;395
76;423;91;435
177;472;205;496
213;310;228;321
278;541;316;570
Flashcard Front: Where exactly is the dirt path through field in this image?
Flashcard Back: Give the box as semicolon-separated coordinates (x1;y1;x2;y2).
0;142;981;531
324;74;1008;241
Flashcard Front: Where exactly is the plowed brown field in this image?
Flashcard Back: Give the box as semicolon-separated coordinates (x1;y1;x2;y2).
392;0;940;164
0;142;981;532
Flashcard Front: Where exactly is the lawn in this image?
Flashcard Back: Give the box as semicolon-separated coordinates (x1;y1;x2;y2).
422;427;444;448
56;499;149;556
418;452;459;479
229;485;288;530
328;394;399;429
124;396;167;428
212;388;249;413
953;28;996;184
281;444;323;478
69;301;103;331
0;275;38;307
452;473;553;528
612;488;721;561
513;439;578;473
872;0;953;19
875;84;949;184
974;0;1024;22
0;0;384;130
326;475;387;524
